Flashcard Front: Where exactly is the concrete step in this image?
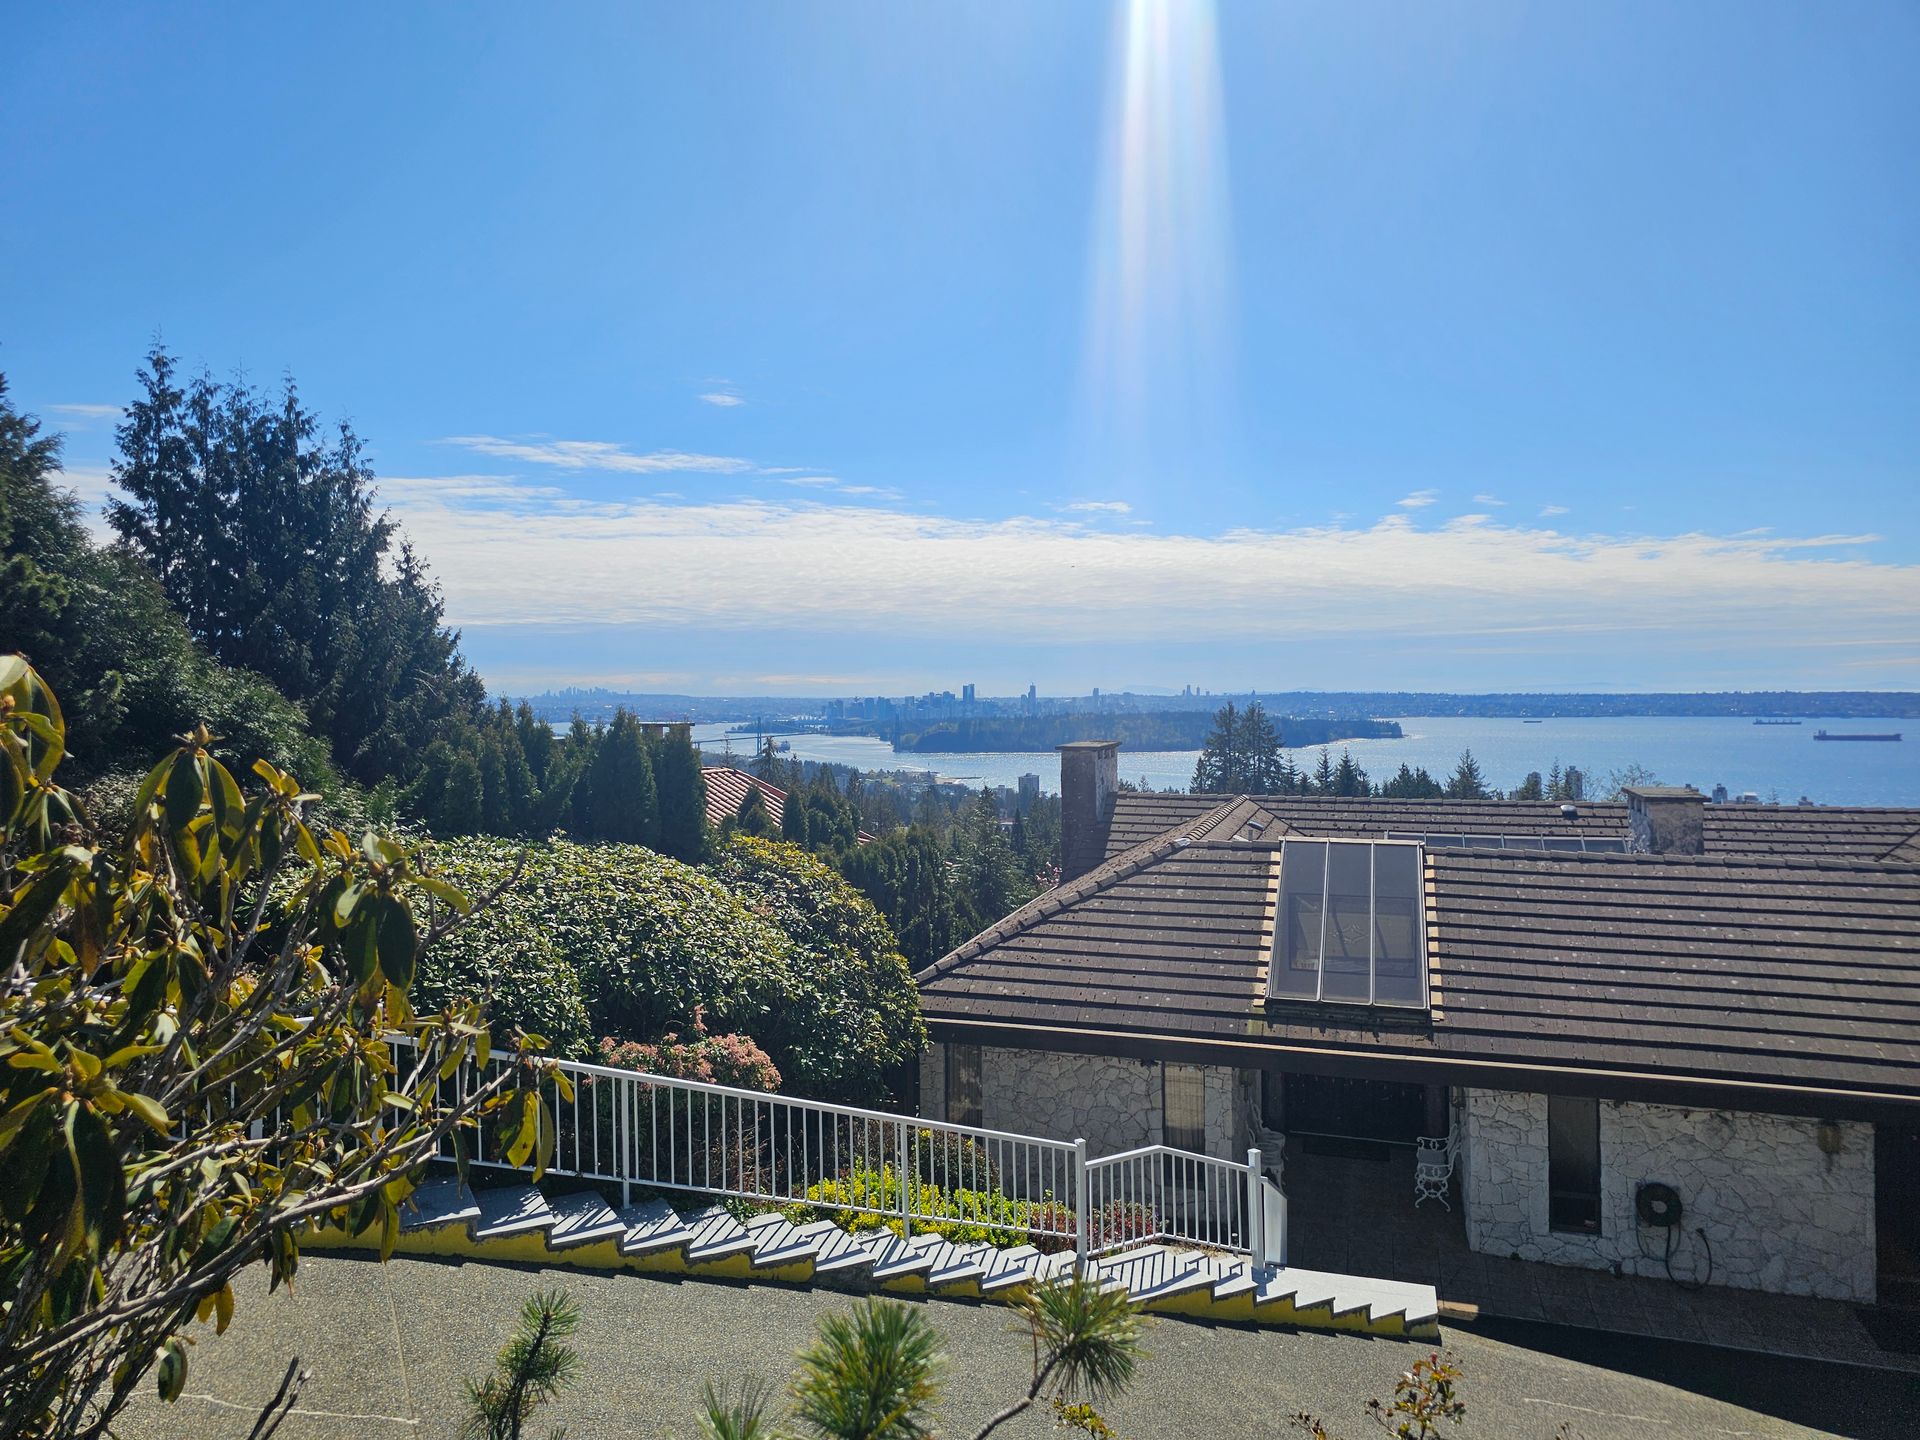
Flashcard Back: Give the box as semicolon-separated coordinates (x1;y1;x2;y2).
683;1206;759;1264
924;1240;993;1291
619;1197;694;1257
544;1191;628;1250
979;1244;1043;1294
471;1186;554;1242
797;1220;881;1279
868;1233;939;1282
745;1214;820;1269
400;1179;479;1233
1102;1246;1212;1304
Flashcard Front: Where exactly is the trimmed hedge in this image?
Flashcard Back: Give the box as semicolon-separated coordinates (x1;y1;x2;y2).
414;834;925;1105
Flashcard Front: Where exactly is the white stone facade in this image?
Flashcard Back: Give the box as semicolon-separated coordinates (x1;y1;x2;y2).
918;1042;1259;1161
1459;1088;1877;1303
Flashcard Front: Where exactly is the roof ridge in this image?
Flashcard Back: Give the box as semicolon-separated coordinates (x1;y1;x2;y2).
1431;847;1920;875
913;796;1248;984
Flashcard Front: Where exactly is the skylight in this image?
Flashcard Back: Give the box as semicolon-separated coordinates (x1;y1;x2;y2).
1386;831;1627;853
1269;840;1427;1009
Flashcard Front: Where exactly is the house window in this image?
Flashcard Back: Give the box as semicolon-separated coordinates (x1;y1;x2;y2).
1547;1095;1602;1234
1163;1064;1206;1152
1268;841;1429;1009
945;1044;982;1127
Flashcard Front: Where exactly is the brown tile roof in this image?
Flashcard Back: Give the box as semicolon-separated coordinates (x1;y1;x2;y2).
920;829;1920;1116
1102;793;1920;863
702;767;786;830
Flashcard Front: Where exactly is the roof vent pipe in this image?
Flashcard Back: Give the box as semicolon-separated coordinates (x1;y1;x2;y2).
1560;803;1579;820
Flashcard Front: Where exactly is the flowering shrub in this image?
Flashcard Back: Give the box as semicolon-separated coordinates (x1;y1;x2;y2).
785;1167;1158;1254
1026;1200;1158;1255
598;1007;782;1092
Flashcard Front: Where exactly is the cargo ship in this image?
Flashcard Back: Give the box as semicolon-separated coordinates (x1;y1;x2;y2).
1813;730;1902;742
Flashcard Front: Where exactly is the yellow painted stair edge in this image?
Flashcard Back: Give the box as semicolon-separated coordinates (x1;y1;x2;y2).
301;1221;1435;1340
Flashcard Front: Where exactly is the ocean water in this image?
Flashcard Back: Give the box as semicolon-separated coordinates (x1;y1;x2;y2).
692;716;1919;807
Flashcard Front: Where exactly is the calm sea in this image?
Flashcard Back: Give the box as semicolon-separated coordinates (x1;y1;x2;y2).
692;716;1919;807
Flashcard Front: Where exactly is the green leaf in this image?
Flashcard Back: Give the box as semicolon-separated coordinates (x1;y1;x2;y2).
118;1091;171;1134
333;881;364;930
411;874;473;915
164;751;204;834
375;897;416;990
156;1338;188;1402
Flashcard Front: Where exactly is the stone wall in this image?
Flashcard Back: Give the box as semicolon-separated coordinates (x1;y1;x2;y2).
1460;1088;1876;1302
918;1042;1258;1160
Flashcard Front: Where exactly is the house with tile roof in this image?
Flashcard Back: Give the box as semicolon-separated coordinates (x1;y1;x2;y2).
703;765;877;844
702;765;790;831
915;740;1920;1308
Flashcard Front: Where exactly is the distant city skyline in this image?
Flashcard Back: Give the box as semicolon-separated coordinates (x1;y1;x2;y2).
6;2;1916;694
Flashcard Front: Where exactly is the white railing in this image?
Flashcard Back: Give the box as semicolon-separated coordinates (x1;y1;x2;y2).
396;1040;1285;1271
1083;1144;1287;1266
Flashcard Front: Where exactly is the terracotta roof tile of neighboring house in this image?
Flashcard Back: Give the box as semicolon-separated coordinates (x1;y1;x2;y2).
702;767;785;829
920;825;1920;1118
701;767;877;845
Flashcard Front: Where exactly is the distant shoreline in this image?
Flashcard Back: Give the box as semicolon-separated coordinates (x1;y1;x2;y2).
515;688;1920;725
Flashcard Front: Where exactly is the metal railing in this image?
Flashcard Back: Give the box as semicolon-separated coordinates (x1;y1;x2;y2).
398;1040;1286;1271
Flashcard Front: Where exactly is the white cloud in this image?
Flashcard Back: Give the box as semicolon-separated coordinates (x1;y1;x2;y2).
1540;504;1570;518
51;463;115;502
441;435;757;475
771;475;902;501
1397;489;1439;509
698;392;744;407
379;476;1920;666
1060;500;1133;515
48;403;122;421
1473;493;1507;507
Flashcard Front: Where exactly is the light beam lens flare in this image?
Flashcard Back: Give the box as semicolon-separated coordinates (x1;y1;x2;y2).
1079;0;1234;487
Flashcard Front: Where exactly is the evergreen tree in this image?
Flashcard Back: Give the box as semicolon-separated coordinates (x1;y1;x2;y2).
1380;764;1444;799
653;724;709;861
954;789;1029;933
1331;748;1370;797
582;710;657;843
1312;748;1336;794
734;784;772;836
0;374;332;783
438;749;485;835
782;790;811;846
753;735;781;783
1191;702;1240;792
1238;702;1285;794
1445;748;1490;800
107;347;485;786
1515;770;1546;801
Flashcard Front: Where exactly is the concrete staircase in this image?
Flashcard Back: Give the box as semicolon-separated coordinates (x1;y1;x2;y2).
306;1179;1439;1340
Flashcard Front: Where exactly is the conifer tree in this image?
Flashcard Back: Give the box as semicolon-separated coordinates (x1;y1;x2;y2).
1331;748;1370;797
582;710;657;844
1445;748;1490;800
782;790;811;846
653;724;709;861
734;784;772;836
1312;748;1336;794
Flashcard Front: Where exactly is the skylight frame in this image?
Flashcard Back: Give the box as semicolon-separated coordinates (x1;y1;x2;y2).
1269;839;1429;1011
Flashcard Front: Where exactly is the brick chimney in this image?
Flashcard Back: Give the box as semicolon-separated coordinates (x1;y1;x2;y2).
1058;740;1120;883
1623;785;1705;856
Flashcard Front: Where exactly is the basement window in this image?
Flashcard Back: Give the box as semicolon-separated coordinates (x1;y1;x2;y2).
945;1044;982;1127
1548;1095;1602;1234
1269;840;1428;1009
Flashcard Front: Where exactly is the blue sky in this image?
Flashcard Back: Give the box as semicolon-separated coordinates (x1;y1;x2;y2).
4;1;1916;695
